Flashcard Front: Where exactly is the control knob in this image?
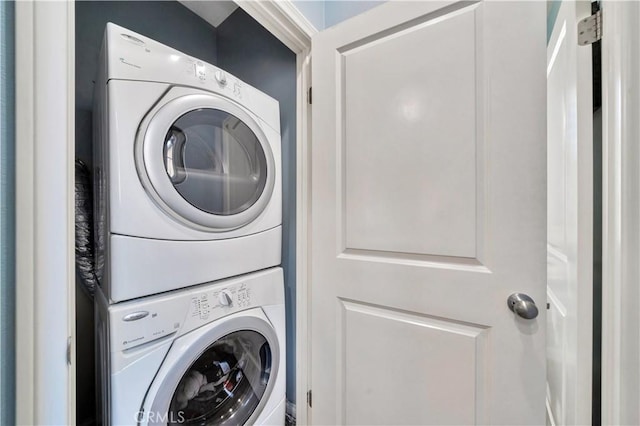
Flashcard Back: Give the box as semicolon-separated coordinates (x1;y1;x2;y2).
218;291;233;307
215;70;227;86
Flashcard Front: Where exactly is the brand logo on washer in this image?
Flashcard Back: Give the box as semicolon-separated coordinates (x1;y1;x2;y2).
119;57;141;69
123;336;144;346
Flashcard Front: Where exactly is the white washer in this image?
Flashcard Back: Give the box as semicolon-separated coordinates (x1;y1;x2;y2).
95;267;286;426
93;23;282;302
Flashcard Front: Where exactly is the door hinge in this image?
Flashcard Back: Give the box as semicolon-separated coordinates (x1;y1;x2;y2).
66;336;72;366
578;10;602;45
308;87;312;105
307;389;312;407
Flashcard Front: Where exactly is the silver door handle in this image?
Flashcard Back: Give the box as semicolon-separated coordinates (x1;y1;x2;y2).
507;293;539;319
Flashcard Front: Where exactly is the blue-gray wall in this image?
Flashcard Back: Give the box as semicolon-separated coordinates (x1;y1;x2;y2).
75;3;218;423
292;0;325;29
293;0;385;29
325;0;384;28
294;0;555;32
547;0;562;43
217;8;298;404
0;1;15;425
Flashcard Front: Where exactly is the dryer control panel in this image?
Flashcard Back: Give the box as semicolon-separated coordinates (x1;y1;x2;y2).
183;58;244;101
102;22;281;133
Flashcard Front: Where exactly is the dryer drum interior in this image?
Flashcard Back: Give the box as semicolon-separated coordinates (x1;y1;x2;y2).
162;108;268;217
140;90;278;232
168;330;272;425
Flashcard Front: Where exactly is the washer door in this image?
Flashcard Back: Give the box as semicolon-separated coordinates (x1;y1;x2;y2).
145;311;280;425
140;93;275;231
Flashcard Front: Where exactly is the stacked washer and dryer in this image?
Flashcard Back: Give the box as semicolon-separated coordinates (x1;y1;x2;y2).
93;23;286;425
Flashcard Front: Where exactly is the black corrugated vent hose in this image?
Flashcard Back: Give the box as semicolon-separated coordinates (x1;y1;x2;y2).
75;158;97;298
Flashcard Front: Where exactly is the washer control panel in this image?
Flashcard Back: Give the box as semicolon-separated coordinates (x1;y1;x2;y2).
189;282;253;321
195;61;206;81
108;268;282;353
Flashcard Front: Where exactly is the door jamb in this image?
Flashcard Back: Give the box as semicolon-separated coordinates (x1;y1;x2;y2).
15;1;76;424
600;1;640;423
235;3;315;424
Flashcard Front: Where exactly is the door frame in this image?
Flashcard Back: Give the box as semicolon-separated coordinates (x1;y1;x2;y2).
600;1;640;423
15;1;76;424
545;1;594;423
14;0;638;424
235;3;315;424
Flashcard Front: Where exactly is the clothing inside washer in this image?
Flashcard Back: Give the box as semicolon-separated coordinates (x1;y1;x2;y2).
169;330;272;425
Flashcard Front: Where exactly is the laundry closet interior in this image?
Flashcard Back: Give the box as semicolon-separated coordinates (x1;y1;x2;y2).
74;1;298;424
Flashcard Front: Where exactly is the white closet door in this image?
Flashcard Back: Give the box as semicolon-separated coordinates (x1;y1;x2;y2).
310;1;547;424
546;1;594;424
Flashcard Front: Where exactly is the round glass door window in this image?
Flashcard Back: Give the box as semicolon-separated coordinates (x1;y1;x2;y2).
163;109;268;216
168;330;272;425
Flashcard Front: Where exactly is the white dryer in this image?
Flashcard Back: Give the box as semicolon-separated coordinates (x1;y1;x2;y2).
93;23;282;302
95;267;286;426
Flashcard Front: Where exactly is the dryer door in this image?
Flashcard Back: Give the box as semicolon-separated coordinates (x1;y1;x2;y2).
142;310;280;425
140;93;276;231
